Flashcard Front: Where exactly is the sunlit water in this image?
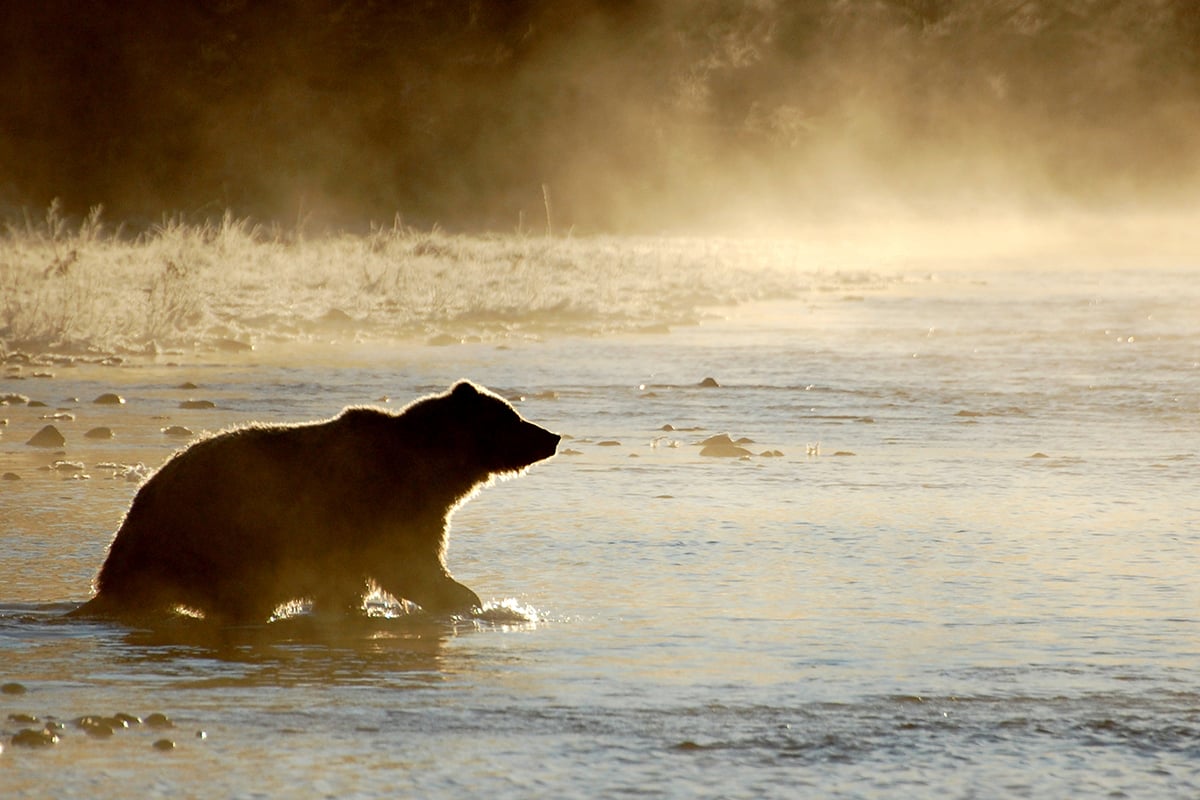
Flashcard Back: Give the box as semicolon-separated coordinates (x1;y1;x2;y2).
2;265;1198;798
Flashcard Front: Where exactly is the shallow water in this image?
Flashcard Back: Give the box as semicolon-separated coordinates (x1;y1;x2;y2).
2;264;1198;798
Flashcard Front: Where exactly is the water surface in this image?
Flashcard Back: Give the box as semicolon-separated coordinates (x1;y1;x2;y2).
2;265;1197;797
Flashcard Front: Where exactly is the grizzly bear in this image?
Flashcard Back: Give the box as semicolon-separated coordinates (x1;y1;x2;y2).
71;380;559;623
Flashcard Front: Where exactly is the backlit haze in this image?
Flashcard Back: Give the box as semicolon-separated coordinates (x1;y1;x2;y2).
3;5;1199;796
3;0;1199;243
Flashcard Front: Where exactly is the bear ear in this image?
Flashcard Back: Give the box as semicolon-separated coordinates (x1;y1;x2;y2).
451;380;479;399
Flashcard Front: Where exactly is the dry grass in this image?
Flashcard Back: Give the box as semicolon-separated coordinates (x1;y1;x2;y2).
0;203;888;359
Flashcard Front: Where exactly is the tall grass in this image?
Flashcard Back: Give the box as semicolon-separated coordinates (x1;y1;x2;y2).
0;203;883;359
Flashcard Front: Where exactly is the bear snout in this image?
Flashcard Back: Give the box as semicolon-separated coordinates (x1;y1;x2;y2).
543;429;562;458
528;423;561;461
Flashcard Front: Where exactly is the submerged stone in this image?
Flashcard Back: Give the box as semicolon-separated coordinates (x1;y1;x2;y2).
75;715;115;737
697;433;752;458
27;425;66;448
11;728;58;747
153;738;176;751
93;392;125;405
179;399;216;409
84;722;114;738
1;682;27;694
85;426;115;439
701;443;752;458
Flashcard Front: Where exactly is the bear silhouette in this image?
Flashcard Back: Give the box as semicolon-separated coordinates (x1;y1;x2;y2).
71;380;559;623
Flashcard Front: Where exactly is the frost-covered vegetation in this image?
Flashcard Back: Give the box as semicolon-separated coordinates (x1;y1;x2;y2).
0;203;887;358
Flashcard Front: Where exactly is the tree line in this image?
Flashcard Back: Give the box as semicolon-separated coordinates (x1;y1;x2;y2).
2;0;1197;231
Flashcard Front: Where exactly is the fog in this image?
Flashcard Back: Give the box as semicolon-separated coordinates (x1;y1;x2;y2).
2;0;1198;234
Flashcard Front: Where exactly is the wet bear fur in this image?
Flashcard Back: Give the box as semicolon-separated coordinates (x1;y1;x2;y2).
72;380;559;623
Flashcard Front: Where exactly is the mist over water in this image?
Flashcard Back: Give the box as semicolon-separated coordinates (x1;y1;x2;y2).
3;1;1200;231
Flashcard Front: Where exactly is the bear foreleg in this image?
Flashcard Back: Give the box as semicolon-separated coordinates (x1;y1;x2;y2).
373;561;481;614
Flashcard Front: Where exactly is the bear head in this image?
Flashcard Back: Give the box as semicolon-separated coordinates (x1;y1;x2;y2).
446;380;560;476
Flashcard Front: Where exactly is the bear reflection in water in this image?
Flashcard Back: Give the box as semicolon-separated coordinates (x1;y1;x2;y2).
70;381;560;624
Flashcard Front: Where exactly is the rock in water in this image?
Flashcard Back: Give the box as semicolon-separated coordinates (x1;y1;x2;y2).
27;425;66;447
11;729;58;747
145;713;174;729
698;433;752;458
